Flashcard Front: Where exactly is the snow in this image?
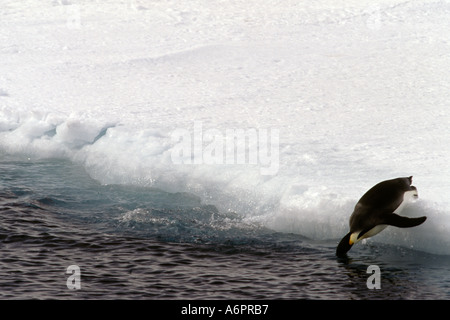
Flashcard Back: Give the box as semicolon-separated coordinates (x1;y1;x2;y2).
1;0;450;254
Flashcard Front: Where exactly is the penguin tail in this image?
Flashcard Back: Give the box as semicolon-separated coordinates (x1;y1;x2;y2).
336;232;353;257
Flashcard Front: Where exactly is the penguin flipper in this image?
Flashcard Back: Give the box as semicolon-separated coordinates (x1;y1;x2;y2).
336;232;353;257
383;213;427;228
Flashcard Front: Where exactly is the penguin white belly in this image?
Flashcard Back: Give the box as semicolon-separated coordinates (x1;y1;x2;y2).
353;190;418;244
349;224;388;245
358;224;387;241
337;177;425;256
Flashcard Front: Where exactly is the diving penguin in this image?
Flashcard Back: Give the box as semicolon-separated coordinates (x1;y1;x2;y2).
336;176;426;257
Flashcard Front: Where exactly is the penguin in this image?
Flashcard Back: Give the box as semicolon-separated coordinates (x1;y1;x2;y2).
336;176;426;257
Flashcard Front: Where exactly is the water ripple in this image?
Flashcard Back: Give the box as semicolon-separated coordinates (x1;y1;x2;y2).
2;157;450;299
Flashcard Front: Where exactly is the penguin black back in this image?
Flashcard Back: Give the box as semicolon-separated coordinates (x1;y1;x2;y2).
336;176;426;257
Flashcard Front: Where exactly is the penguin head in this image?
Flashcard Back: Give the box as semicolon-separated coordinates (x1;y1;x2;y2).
349;232;359;245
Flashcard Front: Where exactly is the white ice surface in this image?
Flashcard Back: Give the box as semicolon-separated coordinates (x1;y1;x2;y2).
1;0;449;254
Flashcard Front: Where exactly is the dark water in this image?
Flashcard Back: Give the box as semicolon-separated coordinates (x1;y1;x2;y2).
1;155;450;300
